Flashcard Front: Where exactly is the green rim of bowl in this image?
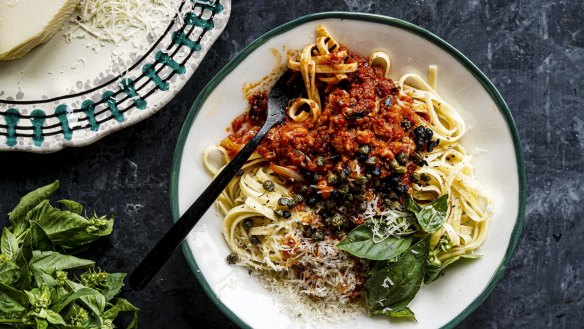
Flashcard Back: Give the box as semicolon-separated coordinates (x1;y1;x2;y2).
170;11;526;329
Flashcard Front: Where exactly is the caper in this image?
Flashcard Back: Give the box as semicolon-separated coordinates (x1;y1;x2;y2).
282;211;292;218
338;184;350;194
410;172;421;183
263;180;275;192
340;167;351;180
365;156;378;166
316;156;325;166
390;159;400;170
358;201;368;212
394;167;407;175
278;197;290;207
421;173;432;182
425;127;434;139
242;219;253;231
371;167;381;177
312;230;325;241
294;194;304;203
327;173;339;185
410;152;423;162
384;97;392;106
396;153;408;166
358;144;371;155
401;118;412;130
331;213;345;227
250;236;260;245
226;252;239;264
355;176;368;185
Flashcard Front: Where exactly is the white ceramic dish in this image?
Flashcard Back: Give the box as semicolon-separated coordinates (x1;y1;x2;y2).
0;0;230;153
170;12;526;329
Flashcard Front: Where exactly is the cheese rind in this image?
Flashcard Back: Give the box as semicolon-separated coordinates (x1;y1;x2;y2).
0;0;79;61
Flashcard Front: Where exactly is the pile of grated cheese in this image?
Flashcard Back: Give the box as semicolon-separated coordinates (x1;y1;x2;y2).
250;229;368;323
65;0;184;46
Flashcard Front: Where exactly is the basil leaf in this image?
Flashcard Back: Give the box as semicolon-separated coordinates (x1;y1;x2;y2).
424;254;480;284
30;267;57;292
34;205;114;253
0;260;19;285
365;237;430;314
1;228;19;261
65;280;105;316
403;195;421;215
0;282;28;310
45;309;66;325
52;288;102;313
57;217;114;253
103;298;139;329
31;251;94;273
338;218;412;260
12;252;31;291
417;194;448;233
58;200;84;215
372;306;416;321
0;290;26;315
30;223;54;252
99;273;126;302
34;317;48;329
8;181;59;228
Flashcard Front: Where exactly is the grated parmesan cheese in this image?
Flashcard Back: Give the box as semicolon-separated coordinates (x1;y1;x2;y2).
69;0;184;45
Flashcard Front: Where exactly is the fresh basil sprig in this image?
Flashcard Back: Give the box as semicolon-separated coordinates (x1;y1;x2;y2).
365;237;430;321
0;181;138;329
405;194;449;233
337;218;412;261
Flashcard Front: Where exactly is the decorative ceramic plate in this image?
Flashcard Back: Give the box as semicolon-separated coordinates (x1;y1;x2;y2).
170;12;526;329
0;0;230;153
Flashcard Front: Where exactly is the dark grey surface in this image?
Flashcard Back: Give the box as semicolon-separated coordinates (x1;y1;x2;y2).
0;0;582;328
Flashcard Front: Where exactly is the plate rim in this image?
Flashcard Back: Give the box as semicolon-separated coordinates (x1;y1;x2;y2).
169;11;526;329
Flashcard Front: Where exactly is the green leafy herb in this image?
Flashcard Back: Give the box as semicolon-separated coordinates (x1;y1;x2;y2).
404;194;449;233
8;181;59;230
0;181;138;328
57;200;84;215
337;218;412;261
365;237;430;320
424;254;480;283
372;306;416;321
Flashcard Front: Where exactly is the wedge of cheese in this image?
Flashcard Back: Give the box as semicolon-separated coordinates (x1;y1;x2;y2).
0;0;79;60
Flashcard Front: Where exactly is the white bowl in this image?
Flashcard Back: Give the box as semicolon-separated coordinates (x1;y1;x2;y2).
170;12;526;329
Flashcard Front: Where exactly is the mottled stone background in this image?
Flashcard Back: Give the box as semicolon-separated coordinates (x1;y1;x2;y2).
1;0;582;328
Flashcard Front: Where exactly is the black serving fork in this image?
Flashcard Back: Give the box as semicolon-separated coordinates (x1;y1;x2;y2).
129;70;300;290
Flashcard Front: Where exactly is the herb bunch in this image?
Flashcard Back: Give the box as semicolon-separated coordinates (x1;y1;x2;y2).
0;181;138;329
338;194;478;321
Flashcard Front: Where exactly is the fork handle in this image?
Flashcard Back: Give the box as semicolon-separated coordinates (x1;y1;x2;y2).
129;122;274;290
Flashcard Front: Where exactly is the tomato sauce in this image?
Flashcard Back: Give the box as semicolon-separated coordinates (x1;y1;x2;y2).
222;52;427;197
